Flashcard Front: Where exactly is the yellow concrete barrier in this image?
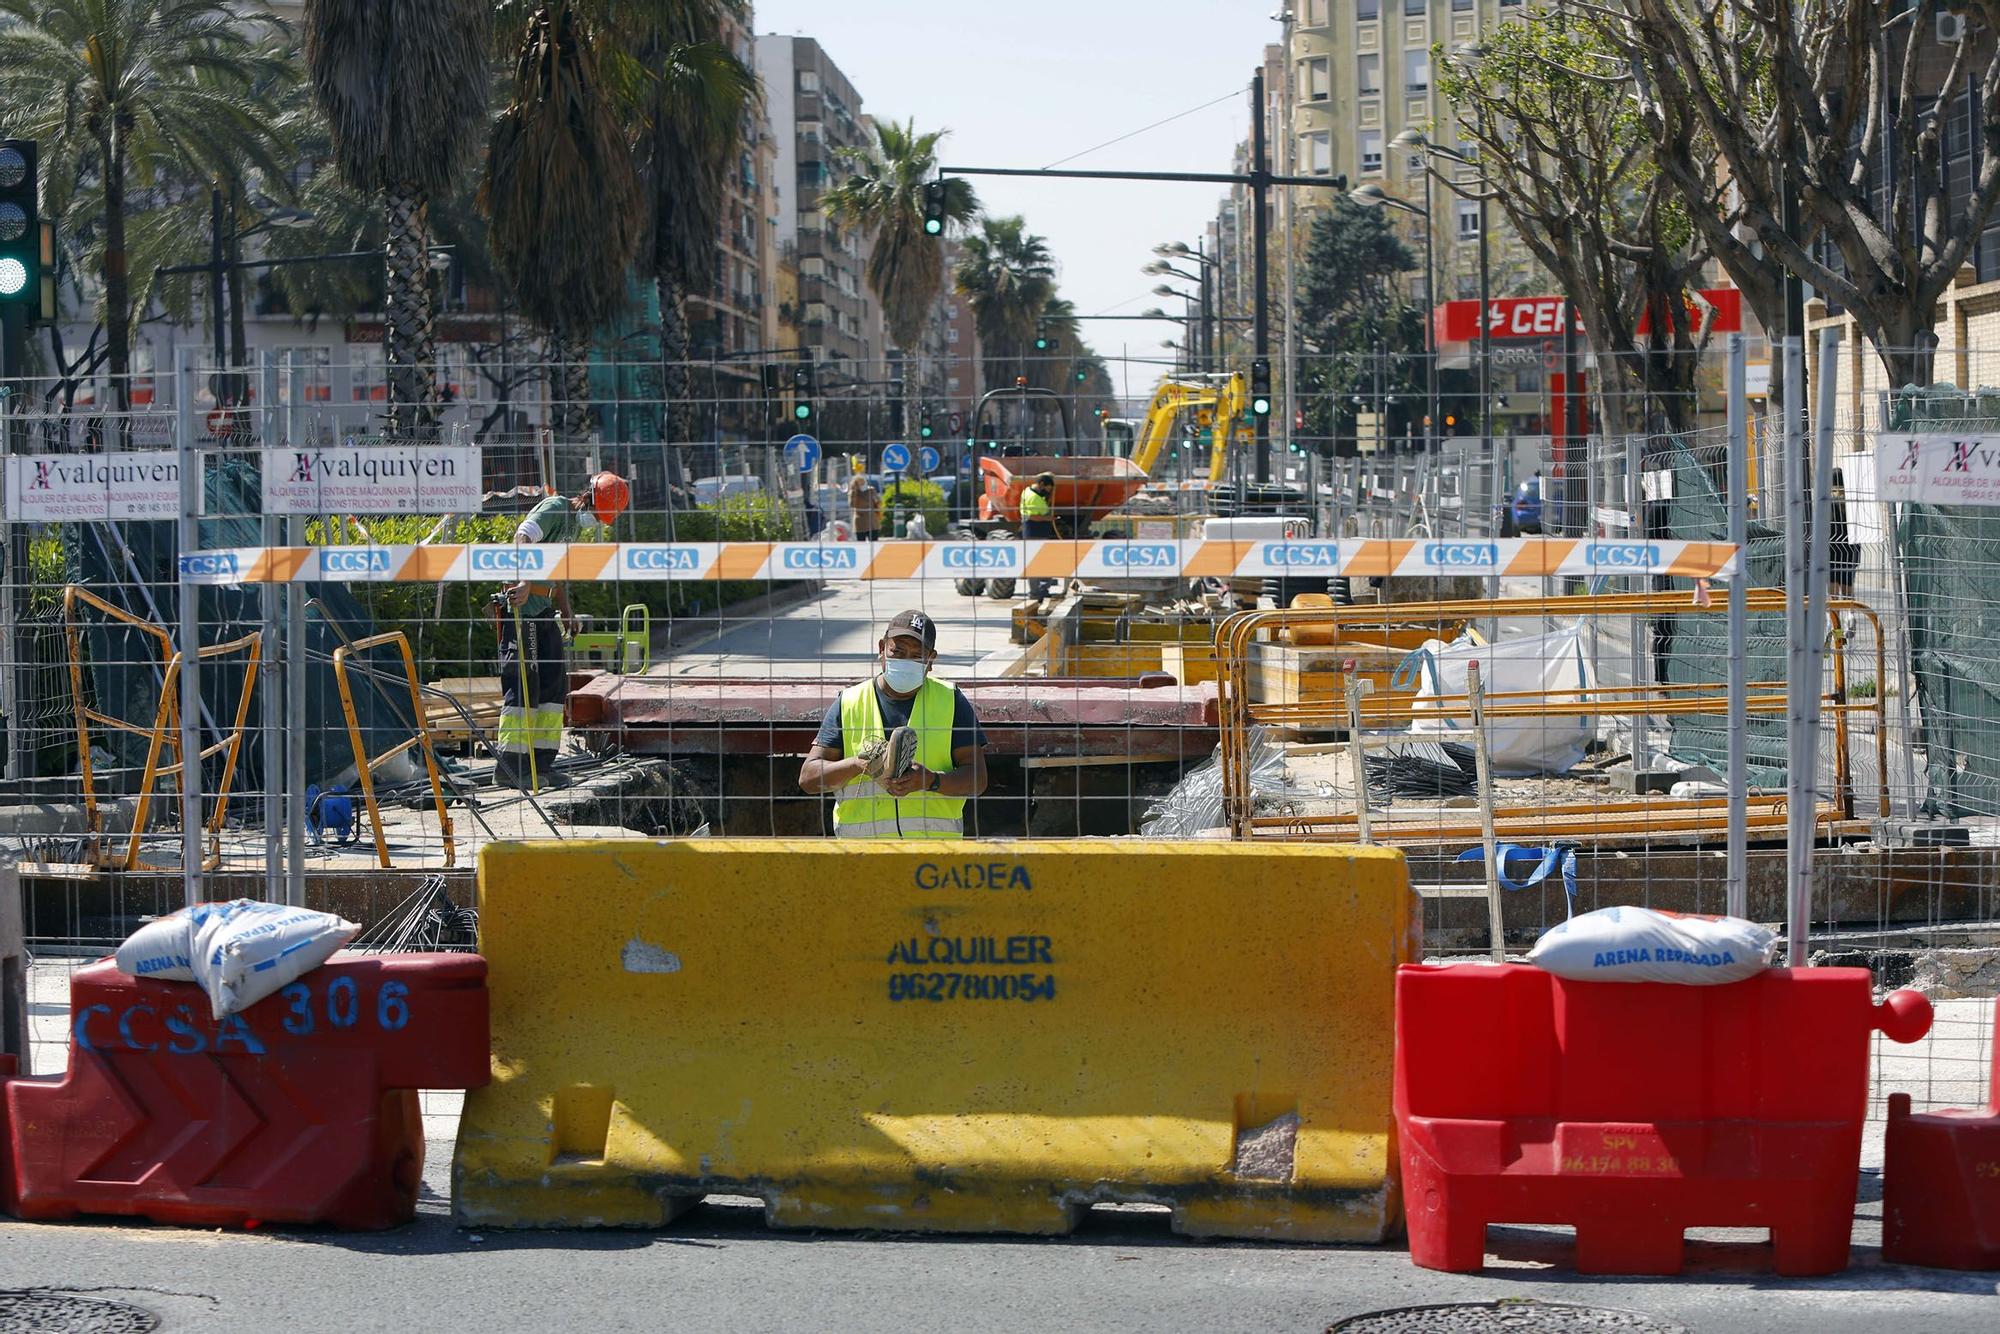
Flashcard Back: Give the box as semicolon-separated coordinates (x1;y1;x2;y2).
454;839;1415;1240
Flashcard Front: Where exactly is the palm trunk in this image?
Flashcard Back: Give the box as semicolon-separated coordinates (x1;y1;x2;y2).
656;274;694;538
383;181;438;439
552;326;593;443
100;123;132;435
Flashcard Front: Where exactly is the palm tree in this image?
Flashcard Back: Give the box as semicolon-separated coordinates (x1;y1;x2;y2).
822;121;979;353
0;0;293;415
633;17;760;453
302;0;490;437
954;215;1056;391
482;2;645;442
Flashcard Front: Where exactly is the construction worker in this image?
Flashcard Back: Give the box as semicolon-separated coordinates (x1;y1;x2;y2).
1020;471;1059;598
798;609;989;838
493;470;630;790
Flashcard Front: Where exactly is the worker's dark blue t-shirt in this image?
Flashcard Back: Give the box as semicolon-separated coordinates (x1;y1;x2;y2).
814;681;988;756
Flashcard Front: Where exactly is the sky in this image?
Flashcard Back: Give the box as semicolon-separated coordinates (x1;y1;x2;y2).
753;0;1284;399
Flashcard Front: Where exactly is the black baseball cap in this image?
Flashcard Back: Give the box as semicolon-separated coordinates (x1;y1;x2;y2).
884;609;937;651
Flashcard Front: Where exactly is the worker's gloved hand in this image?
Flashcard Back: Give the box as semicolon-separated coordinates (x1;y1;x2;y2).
859;726;918;786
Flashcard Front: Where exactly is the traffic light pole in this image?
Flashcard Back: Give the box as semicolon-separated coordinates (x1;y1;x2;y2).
943;92;1345;485
1250;69;1271;482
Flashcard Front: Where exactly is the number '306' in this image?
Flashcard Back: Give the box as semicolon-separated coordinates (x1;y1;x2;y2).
280;978;411;1035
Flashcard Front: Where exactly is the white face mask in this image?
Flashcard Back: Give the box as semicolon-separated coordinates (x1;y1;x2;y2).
881;656;927;693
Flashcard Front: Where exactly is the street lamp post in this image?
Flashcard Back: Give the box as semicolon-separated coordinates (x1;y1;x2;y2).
1155;241;1218;371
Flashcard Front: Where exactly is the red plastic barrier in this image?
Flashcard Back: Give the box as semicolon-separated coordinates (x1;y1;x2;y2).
1883;995;2000;1269
1394;963;1931;1276
1;953;488;1230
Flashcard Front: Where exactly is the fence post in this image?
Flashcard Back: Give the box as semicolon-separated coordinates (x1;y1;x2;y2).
259;352;282;903
1781;337;1809;965
1725;334;1749;917
1626;430;1652;775
175;347;203;907
1786;329;1841;965
281;351;307;907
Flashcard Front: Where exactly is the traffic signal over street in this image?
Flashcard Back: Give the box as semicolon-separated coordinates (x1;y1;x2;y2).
923;180;948;236
0;140;40;314
792;361;816;422
1249;357;1272;416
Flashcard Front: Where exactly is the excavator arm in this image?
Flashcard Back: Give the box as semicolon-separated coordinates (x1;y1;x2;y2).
1207;371;1250;484
1130;379;1221;477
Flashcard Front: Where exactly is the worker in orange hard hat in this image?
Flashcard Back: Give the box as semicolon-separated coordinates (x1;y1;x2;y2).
491;471;630;790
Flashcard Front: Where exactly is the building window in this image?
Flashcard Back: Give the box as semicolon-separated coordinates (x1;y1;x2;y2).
1405;48;1429;91
1405;0;1425;15
1358;53;1381;95
799;70;819;92
1453;0;1472;10
1302;131;1332;175
1360;130;1384;174
1357;0;1379;20
1302;0;1328;24
1457;200;1481;239
947;326;960;344
1302;56;1330;102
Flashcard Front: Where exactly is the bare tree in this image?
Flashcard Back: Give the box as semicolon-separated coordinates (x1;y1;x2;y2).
1439;17;1721;431
1610;0;2000;387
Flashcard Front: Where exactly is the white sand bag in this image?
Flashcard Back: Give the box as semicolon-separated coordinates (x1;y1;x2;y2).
113;912;200;981
116;900;358;1017
1528;905;1777;985
190;901;360;1019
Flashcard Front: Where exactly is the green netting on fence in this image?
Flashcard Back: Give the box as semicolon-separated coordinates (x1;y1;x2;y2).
1888;387;2000;817
1655;433;1791;786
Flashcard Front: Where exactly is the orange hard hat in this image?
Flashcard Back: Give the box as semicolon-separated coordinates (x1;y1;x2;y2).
587;471;630;524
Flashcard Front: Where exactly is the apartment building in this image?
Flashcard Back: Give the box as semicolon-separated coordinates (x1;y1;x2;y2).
755;34;884;378
1286;0;1537;308
685;8;781;366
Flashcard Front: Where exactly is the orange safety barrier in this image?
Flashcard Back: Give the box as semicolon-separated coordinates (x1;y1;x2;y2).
330;631;455;869
1212;590;1887;843
62;586;261;872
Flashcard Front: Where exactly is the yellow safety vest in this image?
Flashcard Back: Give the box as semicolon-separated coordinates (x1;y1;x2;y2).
1020;487;1053;520
833;675;966;839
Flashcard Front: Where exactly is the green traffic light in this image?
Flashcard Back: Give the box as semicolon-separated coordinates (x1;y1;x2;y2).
1252;396;1271;416
920;425;933;438
0;258;23;297
924;218;942;235
794;404;811;420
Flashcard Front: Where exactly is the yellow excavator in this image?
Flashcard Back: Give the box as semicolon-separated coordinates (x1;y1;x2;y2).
1126;371;1254;484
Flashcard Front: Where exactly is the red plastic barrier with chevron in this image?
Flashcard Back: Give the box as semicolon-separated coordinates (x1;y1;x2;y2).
1;953;488;1230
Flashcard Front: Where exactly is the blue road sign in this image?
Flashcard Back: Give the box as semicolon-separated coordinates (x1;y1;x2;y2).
919;445;942;474
784;433;821;472
881;442;912;472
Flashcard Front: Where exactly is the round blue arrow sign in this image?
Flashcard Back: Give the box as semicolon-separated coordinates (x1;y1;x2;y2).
881;442;911;472
783;433;821;473
919;445;942;474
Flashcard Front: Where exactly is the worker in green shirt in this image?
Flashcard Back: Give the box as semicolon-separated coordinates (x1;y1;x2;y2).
1020;471;1058;599
492;471;630;790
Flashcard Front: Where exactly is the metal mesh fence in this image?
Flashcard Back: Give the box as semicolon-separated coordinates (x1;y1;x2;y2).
0;342;1991;1127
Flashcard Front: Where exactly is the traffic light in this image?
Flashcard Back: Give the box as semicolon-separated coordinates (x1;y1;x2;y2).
0;140;41;316
918;405;933;439
1249;357;1272;417
791;360;815;422
1075;368;1087;383
923;180;948;236
1034;331;1052;351
760;362;781;395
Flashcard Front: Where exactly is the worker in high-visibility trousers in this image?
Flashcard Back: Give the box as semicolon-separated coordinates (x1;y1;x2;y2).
797;610;989;838
1020;471;1059;599
492;471;630;791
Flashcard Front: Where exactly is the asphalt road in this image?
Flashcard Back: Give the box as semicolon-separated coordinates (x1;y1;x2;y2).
655;577;1022;681
4;1152;1997;1334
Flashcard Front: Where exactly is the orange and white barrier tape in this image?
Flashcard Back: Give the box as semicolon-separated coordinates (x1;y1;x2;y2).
178;538;1740;585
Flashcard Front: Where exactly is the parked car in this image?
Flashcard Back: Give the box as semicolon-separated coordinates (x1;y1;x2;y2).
1511;477;1544;534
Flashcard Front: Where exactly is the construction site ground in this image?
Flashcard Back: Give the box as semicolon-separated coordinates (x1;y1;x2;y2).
5;962;1996;1334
